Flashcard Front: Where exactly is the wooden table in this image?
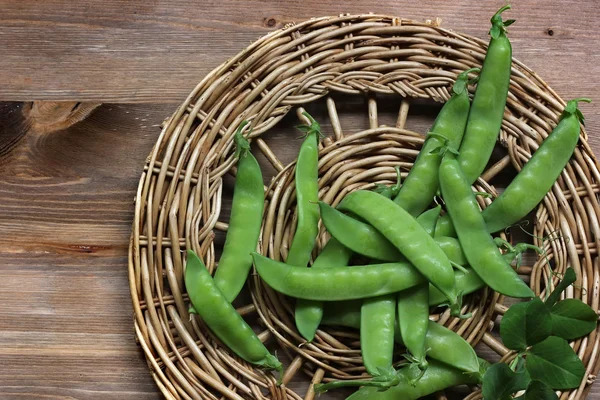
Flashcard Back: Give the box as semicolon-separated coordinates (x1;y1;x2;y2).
1;1;599;398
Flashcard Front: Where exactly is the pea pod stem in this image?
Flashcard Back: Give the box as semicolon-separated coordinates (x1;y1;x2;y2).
449;260;469;274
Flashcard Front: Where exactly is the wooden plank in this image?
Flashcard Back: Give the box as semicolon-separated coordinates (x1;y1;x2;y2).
0;98;599;398
0;103;165;399
0;0;599;108
0;0;599;397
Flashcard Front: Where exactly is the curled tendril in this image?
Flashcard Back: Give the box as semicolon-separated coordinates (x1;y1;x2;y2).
505;220;567;245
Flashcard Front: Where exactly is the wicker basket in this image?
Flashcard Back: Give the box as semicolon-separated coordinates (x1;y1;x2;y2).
128;14;600;400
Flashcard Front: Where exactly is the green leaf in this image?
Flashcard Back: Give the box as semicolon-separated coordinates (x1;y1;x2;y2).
500;298;552;351
453;78;466;95
545;268;577;307
550;298;598;340
482;363;530;400
294;124;311;133
526;336;586;389
521;380;558;400
560;98;591;125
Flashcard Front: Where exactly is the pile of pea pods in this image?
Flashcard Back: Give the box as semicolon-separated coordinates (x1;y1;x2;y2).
183;5;590;399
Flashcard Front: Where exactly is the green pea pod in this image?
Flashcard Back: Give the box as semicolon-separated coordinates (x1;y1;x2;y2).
289;113;322;341
482;98;590;232
337;191;462;316
287;112;320;267
320;202;468;265
435;236;467;266
252;252;425;301
458;5;514;184
416;206;441;236
428;268;485;306
294;238;352;342
407;321;480;376
361;295;396;378
213;124;264;303
319;201;401;261
358;183;424;382
185;250;282;374
393;69;476;216
427;250;518;305
321;265;485;327
344;360;479;400
439;154;534;298
321;309;480;376
397;205;441;373
321;299;363;328
434;214;456;238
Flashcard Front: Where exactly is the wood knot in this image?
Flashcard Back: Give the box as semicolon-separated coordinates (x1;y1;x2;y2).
264;17;277;28
24;101;101;134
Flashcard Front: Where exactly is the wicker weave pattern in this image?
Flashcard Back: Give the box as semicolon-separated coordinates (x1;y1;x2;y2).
129;14;600;400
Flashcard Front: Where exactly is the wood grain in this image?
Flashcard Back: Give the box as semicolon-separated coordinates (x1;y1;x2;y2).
0;0;599;398
0;0;598;109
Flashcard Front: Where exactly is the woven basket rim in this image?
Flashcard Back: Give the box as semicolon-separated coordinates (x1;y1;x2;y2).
128;13;600;400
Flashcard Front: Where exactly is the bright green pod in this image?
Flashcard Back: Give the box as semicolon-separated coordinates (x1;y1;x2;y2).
185;251;282;373
393;69;475;216
458;5;514;184
213;123;264;302
295;238;352;342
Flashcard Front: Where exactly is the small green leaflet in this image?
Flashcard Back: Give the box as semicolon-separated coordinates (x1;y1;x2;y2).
500;297;552;351
517;380;558;400
526;336;586;390
550;298;597;340
482;363;530;400
544;268;577;307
